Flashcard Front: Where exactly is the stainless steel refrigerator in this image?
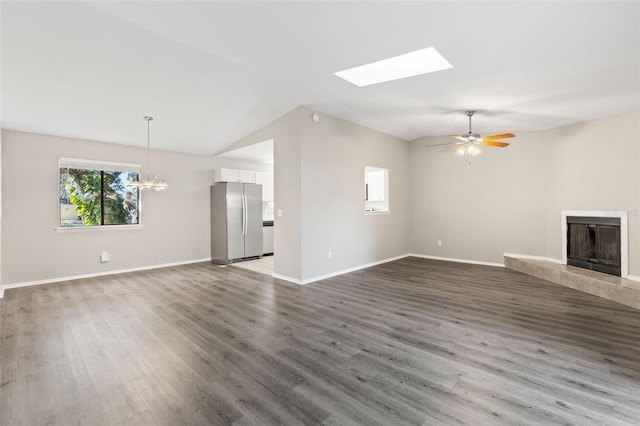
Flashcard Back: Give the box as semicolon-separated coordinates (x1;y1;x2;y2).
211;182;263;263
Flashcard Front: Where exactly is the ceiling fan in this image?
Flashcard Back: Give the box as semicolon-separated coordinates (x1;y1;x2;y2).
427;110;515;163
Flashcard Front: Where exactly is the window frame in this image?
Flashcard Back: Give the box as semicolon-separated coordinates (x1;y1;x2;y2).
57;158;144;231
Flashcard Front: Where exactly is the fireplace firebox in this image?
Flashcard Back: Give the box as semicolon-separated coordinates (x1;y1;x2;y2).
566;216;621;277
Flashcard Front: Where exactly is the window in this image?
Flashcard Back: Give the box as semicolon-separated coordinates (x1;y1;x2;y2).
59;158;140;228
364;166;389;213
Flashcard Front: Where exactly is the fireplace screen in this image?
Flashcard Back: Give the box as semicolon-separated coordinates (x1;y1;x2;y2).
567;216;621;276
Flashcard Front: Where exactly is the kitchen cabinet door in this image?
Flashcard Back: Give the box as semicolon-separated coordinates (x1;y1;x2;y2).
215;168;256;183
215;168;239;182
366;170;385;201
238;170;256;183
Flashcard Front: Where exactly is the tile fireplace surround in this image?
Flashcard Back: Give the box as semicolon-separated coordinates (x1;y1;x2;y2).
505;256;640;310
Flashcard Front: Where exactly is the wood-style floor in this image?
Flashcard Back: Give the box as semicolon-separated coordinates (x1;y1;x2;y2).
1;257;640;425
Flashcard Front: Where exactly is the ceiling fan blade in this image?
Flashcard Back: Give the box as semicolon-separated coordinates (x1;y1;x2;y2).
425;141;463;148
478;141;510;148
451;135;469;142
482;133;515;141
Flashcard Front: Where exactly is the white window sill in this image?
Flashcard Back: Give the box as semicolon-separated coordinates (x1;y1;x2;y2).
364;211;391;215
55;224;144;232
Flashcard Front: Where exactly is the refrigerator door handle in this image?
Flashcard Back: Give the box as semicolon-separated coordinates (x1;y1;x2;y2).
242;194;248;235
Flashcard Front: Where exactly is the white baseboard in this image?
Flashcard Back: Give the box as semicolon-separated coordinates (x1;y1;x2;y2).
409;253;504;268
0;258;212;297
271;273;303;285
628;275;640;283
302;254;411;285
272;254;411;286
503;253;564;264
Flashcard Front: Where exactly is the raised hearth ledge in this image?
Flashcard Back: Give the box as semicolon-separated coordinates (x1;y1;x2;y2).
504;255;640;311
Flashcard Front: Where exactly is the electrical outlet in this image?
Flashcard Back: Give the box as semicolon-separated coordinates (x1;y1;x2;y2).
328;251;332;259
437;240;442;246
277;209;283;217
100;251;109;263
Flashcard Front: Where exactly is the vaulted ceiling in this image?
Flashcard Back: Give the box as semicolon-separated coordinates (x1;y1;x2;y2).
2;1;638;155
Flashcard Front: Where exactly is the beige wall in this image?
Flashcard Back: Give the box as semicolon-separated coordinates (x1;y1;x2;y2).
299;108;409;280
0;131;2;295
410;109;640;276
410;130;550;264
231;106;410;282
544;110;640;274
1;129;268;285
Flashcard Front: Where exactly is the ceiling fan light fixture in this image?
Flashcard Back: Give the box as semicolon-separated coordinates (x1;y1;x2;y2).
426;110;514;165
449;110;513;163
468;145;480;156
456;144;480;156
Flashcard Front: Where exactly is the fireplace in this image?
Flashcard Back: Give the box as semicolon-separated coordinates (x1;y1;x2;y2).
567;216;621;276
562;211;628;278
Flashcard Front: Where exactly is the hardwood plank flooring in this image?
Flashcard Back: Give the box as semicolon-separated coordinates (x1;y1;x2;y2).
1;257;640;425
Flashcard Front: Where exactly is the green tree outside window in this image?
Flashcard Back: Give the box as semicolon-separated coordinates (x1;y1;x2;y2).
60;167;139;227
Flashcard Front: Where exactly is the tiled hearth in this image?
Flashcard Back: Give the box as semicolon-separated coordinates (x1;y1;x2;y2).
505;256;640;310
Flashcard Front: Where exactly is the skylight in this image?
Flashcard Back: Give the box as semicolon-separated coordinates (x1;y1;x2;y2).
334;47;453;87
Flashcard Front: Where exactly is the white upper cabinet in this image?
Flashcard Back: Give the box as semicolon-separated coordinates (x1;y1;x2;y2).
238;170;256;183
215;168;272;201
214;168;256;183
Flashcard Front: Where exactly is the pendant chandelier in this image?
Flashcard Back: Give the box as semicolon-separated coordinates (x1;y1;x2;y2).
128;116;168;191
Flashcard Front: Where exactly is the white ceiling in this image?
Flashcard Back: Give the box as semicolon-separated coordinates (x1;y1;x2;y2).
215;139;274;164
2;1;638;156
